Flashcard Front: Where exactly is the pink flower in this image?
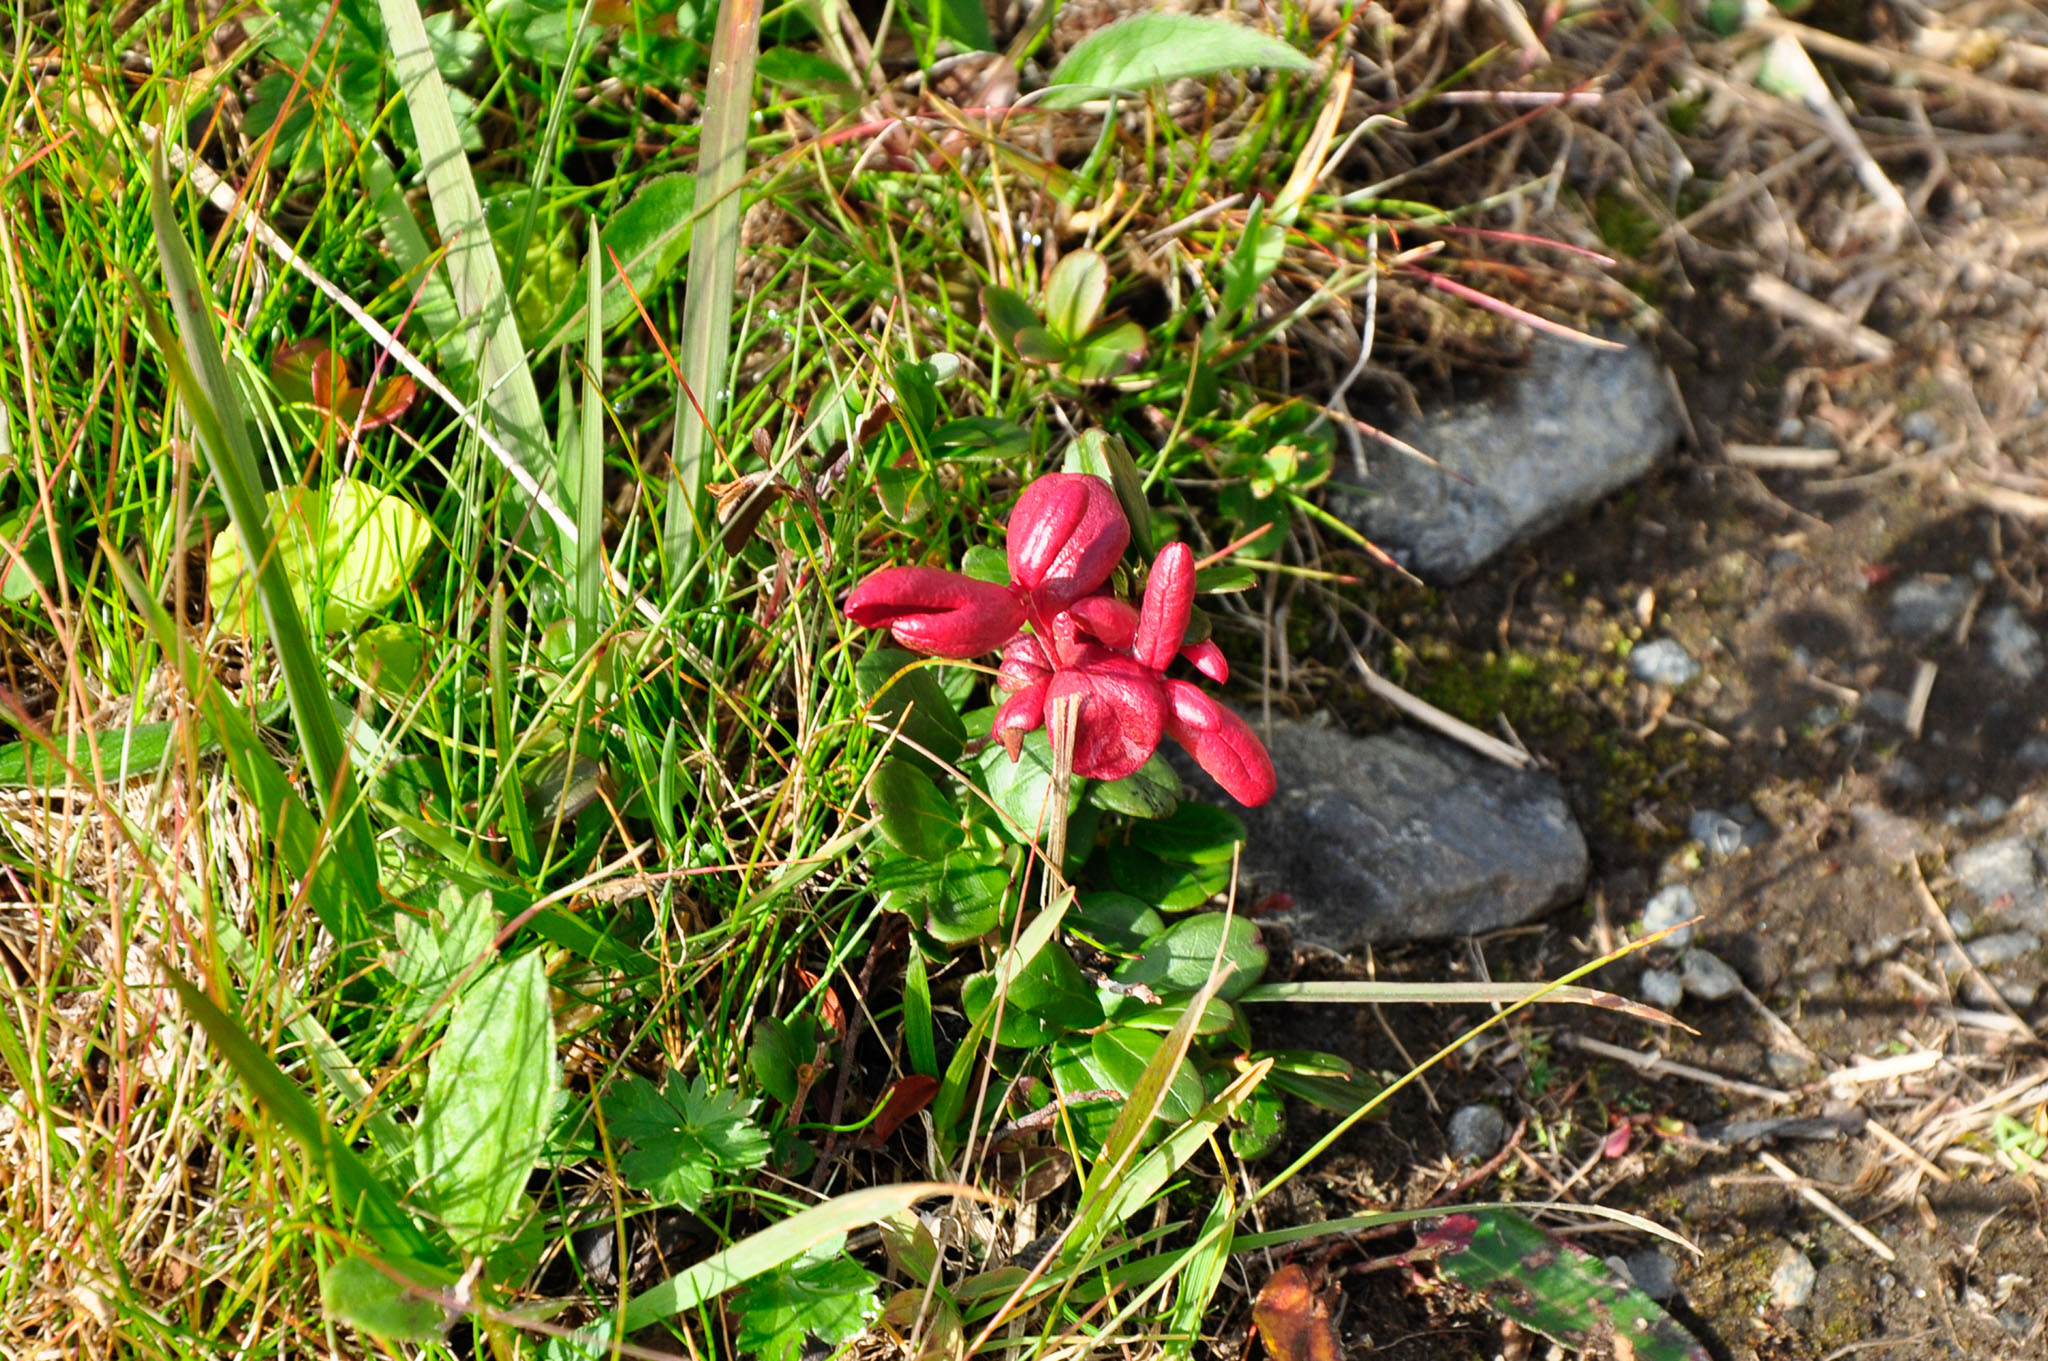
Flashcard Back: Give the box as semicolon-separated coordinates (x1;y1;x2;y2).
844;473;1275;806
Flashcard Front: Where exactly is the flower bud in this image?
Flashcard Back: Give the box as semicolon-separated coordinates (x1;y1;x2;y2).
1163;680;1275;806
1132;542;1195;673
1006;473;1129;612
845;566;1024;658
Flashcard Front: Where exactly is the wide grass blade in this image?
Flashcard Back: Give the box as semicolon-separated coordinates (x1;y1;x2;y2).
141;157;378;937
662;0;763;570
376;0;555;497
165;969;451;1274
574;220;606;647
621;1182;987;1331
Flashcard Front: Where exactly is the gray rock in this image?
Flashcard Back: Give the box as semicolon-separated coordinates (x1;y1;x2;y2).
1631;639;1702;688
1939;930;2042;974
1174;722;1587;949
1984;606;2045;683
1851;804;1931;862
1447;1103;1508;1162
1690;809;1745;856
1640;967;1685;1011
1901;408;1946;444
2016;736;2048;768
1863;688;1911;728
1330;335;1681;583
1767;1051;1814;1083
1952;836;2047;925
1641;883;1702;949
1622;1250;1682;1302
1681;948;1745;1001
1889;576;1973;639
1770;1248;1818;1310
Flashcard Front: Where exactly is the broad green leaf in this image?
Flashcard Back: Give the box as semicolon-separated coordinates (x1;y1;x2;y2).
856;648;966;774
960;543;1010;585
905;0;992;51
731;1246;880;1361
1039;13;1314;110
0;720;188;788
164;971;448;1272
1088;752;1179;819
0;504;68;604
1044;250;1109;342
871;853;1008;943
546;172;697;341
1130;801;1246;864
1090;1027;1203;1122
1066;321;1147;382
1105;994;1236;1036
869;759;964;861
355;622;430;705
389;886;498;1029
748;1015;816;1107
977;727;1080;837
980;285;1041;352
757;47;857;89
1264;1065;1384;1117
601;1072;773;1210
320;1252;446;1342
1421;1211;1709;1361
621;1183;987;1330
1103;843;1227;909
1070;891;1165;954
209;480;433;636
1230;1083;1285;1160
417;952;555;1253
1116;913;1267;999
1193;564;1258;593
961;942;1105;1047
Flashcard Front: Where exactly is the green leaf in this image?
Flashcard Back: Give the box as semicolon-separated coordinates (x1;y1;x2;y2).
869;759;964;862
960;543;1010;585
1193;564;1258;594
1230;1083;1285;1160
1060;429;1153;555
748;1016;815;1107
390;885;498;1029
871;853;1009;943
856;648;966;775
320;1252;446;1342
1103;844;1227;910
1070;892;1165;954
1421;1211;1709;1361
1264;1066;1384;1117
980;285;1041;353
1165;1185;1235;1359
961;941;1105;1047
1044;250;1109;342
549;173;697;341
1089;752;1179;819
730;1245;881;1361
0;720;188;788
977;727;1081;838
208;480;433;636
602;1072;773;1210
1066;321;1147;382
622;1183;985;1330
1116;913;1267;1000
0;503;69;604
905;0;992;52
1090;1027;1203;1122
757;47;856;90
1130;801;1246;864
1040;13;1314;110
1219;200;1287;318
355;622;431;705
416;952;554;1253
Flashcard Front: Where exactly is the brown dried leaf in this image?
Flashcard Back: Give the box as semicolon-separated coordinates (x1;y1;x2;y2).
1252;1264;1341;1361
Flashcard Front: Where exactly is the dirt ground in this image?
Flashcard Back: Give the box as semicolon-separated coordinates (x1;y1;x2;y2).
1238;133;2048;1361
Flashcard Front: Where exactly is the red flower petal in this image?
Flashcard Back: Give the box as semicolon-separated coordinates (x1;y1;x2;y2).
1180;639;1229;684
1046;655;1165;782
997;632;1053;693
1163;680;1276;806
1064;594;1140;651
1006;474;1128;612
845;566;1024;658
993;678;1049;759
1133;541;1195;672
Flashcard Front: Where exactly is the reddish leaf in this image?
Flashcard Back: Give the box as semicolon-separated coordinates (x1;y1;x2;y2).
858;1075;939;1149
1252;1264;1341;1361
270;339;348;407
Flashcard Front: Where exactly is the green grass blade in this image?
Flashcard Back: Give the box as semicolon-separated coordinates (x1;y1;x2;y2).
141;159;378;932
662;0;763;570
575;219;606;648
165;969;451;1273
489;585;537;870
375;0;555;498
621;1182;985;1331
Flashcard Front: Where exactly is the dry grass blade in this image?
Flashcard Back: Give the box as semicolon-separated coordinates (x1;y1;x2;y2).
663;0;763;569
1237;980;1684;1028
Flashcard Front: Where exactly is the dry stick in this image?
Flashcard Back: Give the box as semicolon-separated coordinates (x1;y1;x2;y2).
1746;275;1897;363
1558;1032;1795;1106
1754;12;2048;124
1906;858;2040;1042
1865;1118;1951;1186
1902;660;1937;741
1725;444;1841;470
1340;637;1532;771
150;137;664;631
1757;1151;1898;1262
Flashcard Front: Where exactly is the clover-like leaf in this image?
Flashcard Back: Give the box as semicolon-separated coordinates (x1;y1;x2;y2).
209;479;433;636
600;1071;773;1211
730;1245;881;1361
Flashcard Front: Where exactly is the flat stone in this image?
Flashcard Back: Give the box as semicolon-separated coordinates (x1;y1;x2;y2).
1984;605;2045;683
1769;1247;1818;1310
1850;804;1932;862
1640;967;1684;1011
1447;1103;1508;1163
1952;835;2048;927
1889;575;1974;640
1940;930;2042;974
1641;883;1702;949
1681;948;1745;1001
1631;639;1702;688
1173;721;1587;949
1330;334;1681;583
1623;1250;1682;1302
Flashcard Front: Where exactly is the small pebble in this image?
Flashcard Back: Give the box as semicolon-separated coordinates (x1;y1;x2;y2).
1770;1248;1818;1310
1446;1103;1508;1163
1880;757;1928;796
1889;575;1973;639
1862;688;1910;728
1629;638;1702;688
1689;809;1746;857
1984;605;2046;683
1850;804;1930;861
1900;409;1945;444
1640;967;1684;1011
1622;1249;1681;1302
2016;736;2048;768
1766;1051;1813;1083
1953;835;2042;910
1641;884;1702;949
1681;948;1744;1001
1957;930;2041;970
1944;795;2012;828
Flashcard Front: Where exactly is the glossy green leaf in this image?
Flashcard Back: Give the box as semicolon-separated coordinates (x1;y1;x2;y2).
1040;13;1314;110
1230;1083;1285;1159
732;1246;880;1361
980;285;1040;352
857;648;966;774
872;853;1009;943
869;759;964;861
1066;321;1147;382
977;727;1080;838
553;172;696;340
961;941;1105;1047
1090;1028;1203;1122
208;480;433;636
1104;844;1226;910
1130;801;1246;865
1089;751;1180;819
416;952;554;1253
355;623;430;706
1070;891;1165;954
1116;913;1267;999
748;1016;813;1107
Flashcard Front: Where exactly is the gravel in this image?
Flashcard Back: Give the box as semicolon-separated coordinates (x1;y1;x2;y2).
1641;883;1703;949
1630;638;1702;688
1447;1103;1509;1163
